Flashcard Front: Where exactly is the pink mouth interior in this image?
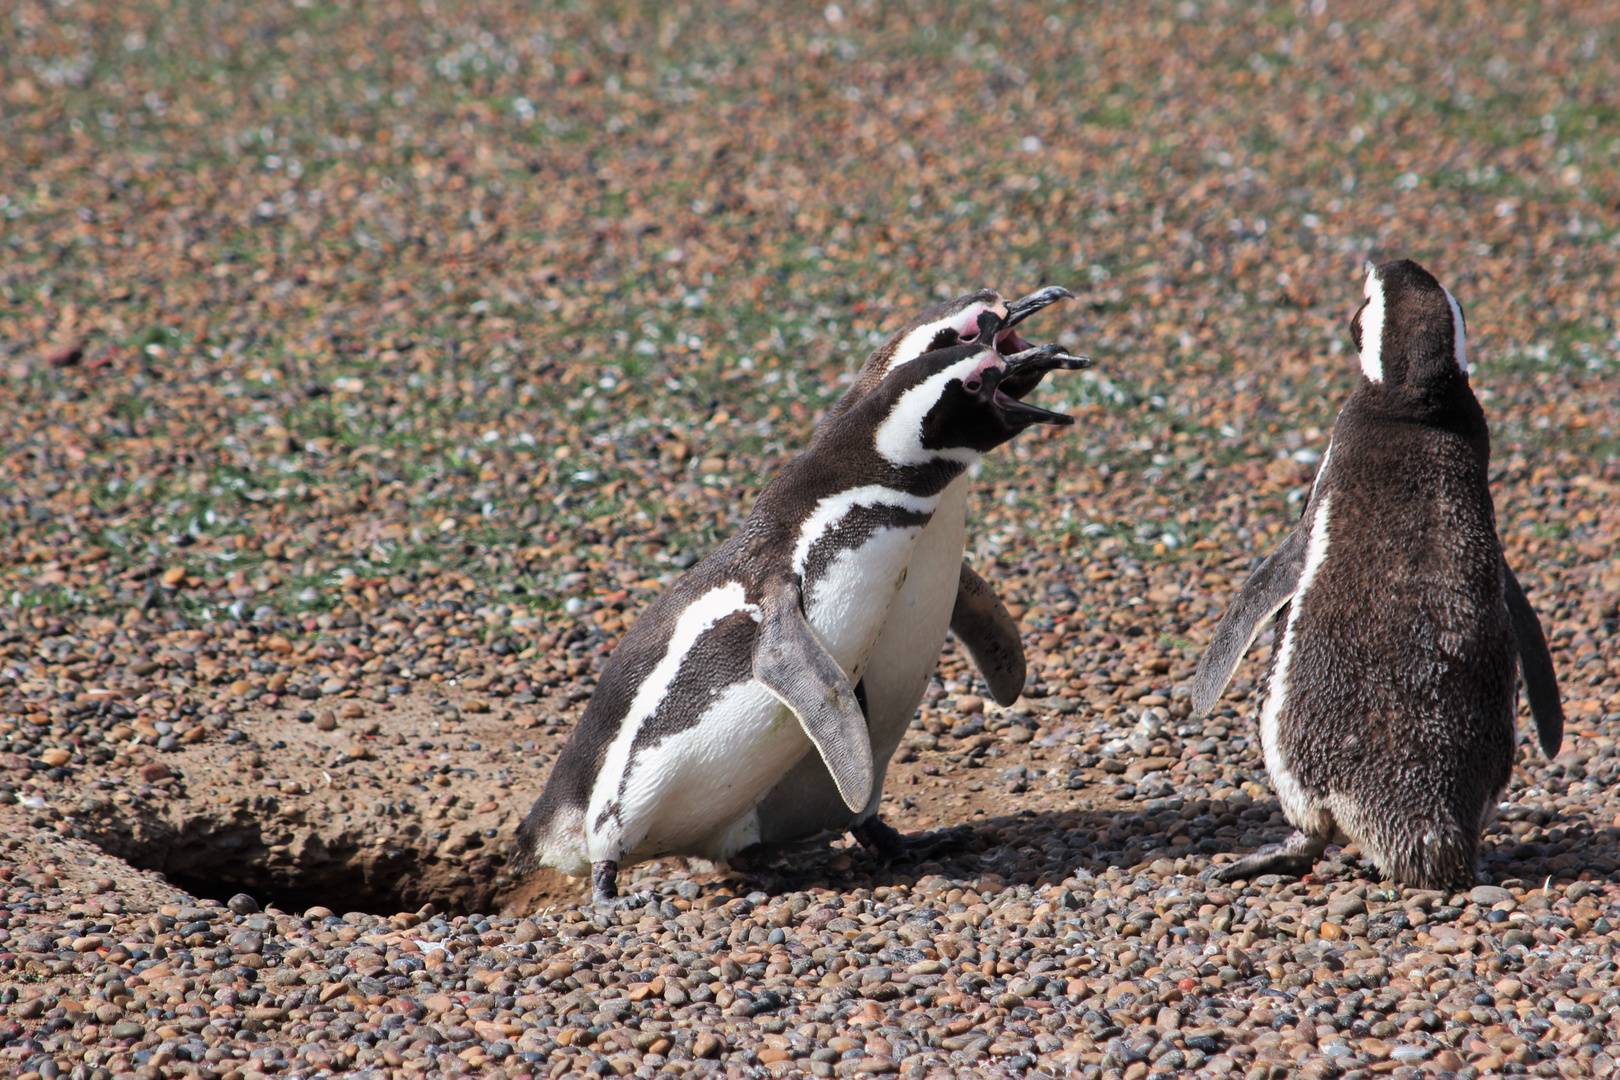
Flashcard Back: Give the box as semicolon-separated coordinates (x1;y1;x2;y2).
953;313;1030;354
995;328;1032;354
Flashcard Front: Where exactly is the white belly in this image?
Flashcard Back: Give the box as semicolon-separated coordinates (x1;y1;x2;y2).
753;478;969;838
804;524;925;676
597;680;811;864
857;478;968;776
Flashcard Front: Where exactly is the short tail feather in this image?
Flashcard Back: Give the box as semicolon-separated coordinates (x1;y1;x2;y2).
1364;817;1478;891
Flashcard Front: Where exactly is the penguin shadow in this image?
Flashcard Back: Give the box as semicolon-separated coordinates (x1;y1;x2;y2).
1192;782;1620;892
609;776;1618;905
721;799;1262;895
714;790;1619;897
1476;793;1619;889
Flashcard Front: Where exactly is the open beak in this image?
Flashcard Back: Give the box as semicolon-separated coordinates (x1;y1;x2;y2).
992;386;1075;426
1000;286;1075;330
978;287;1088;401
1001;341;1092;374
987;342;1089;427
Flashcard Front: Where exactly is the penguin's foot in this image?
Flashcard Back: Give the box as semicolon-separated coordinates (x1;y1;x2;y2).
589;860;651;913
850;817;973;865
1208;830;1328;884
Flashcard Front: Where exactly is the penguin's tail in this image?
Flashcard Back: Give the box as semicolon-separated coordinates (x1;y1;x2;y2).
510;809;544;873
511;796;588;877
1368;816;1480;892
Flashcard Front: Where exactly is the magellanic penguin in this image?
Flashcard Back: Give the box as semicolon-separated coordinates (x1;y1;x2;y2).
516;310;1090;907
1191;259;1564;890
753;287;1079;856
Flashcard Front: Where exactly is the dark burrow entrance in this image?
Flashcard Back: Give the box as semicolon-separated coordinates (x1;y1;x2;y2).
73;802;556;918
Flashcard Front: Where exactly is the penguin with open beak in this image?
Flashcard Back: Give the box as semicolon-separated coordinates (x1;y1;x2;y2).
514;295;1088;908
752;286;1086;859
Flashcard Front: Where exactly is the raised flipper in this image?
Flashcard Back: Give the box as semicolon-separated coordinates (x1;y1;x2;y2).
1502;559;1564;758
950;562;1026;706
1191;526;1310;717
753;577;873;814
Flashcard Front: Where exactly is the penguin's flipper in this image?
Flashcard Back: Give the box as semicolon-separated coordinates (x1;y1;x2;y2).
753;577;874;814
1502;559;1564;758
1191;526;1310;717
950;561;1026;706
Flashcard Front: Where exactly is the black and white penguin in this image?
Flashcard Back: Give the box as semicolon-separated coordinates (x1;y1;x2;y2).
516;308;1089;907
1191;259;1564;890
753;287;1077;855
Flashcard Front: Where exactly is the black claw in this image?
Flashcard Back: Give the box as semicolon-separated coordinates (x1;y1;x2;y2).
589;859;649;912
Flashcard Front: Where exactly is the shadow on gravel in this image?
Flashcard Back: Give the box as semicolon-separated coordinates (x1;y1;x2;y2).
75;786;1613;918
727;795;1618;898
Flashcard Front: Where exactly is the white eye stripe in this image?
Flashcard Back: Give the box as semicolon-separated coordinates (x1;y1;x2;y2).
1442;287;1468;374
1359;266;1386;384
873;353;989;467
885;306;991;373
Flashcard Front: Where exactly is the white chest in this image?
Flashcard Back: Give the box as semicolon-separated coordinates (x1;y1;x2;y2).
791;484;942;675
863;476;968;676
805;524;926;673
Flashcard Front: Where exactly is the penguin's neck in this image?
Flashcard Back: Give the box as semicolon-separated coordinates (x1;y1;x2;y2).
1356;380;1490;467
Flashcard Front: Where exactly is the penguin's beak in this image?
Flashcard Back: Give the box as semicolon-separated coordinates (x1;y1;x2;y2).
1000;286;1075;330
991;387;1074;426
1001;341;1092;374
992;287;1083;400
986;342;1089;427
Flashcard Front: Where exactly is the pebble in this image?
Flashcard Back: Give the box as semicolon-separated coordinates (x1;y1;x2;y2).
1470;883;1514;906
0;826;1613;1080
0;6;1618;1080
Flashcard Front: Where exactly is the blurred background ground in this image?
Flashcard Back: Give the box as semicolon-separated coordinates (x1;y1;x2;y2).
2;2;1619;1079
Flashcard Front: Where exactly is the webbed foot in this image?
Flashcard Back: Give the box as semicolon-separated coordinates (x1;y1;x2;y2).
850;817;973;865
1206;830;1328;883
590;860;652;913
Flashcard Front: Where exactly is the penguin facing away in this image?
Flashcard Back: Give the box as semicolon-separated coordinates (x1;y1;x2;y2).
515;307;1090;907
1191;259;1564;890
753;286;1078;855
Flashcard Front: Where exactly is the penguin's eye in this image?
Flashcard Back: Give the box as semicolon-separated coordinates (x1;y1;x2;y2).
959;326;978;342
1349;301;1366;353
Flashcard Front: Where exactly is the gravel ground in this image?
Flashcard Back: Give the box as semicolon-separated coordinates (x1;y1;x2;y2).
4;1;1620;1079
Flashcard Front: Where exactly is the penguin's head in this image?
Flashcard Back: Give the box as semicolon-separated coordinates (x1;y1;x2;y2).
1349;259;1470;391
870;315;1091;467
832;286;1078;419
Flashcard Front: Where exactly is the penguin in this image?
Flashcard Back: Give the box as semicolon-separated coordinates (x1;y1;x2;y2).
1190;259;1564;890
752;287;1078;856
515;308;1090;907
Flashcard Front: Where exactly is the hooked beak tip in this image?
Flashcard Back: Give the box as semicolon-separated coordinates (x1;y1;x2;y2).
1000;285;1078;329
